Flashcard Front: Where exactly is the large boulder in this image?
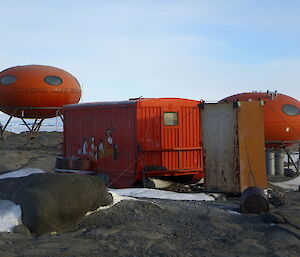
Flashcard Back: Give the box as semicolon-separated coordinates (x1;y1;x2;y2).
0;173;112;235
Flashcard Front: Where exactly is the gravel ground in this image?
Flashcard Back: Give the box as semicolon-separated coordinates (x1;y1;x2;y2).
0;192;298;257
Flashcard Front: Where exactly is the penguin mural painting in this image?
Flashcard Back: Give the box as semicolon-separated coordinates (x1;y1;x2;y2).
61;98;204;188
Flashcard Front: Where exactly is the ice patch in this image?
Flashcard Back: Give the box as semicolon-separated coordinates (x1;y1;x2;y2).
0;168;45;180
273;175;300;191
110;188;215;201
0;200;22;232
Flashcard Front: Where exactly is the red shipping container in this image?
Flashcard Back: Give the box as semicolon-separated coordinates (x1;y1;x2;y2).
61;98;204;188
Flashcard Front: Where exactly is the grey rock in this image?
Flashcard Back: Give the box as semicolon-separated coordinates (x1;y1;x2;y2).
269;190;285;207
234;239;268;255
260;212;286;224
0;173;113;235
12;225;31;236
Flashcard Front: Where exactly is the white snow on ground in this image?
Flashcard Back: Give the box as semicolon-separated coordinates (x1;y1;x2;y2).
86;191;135;215
228;210;241;215
0;168;45;180
0;200;22;232
110;188;215;201
273;175;300;191
1;117;63;134
87;188;215;215
107;191;135;205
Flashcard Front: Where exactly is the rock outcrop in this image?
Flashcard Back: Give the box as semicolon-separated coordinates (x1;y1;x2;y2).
0;173;112;235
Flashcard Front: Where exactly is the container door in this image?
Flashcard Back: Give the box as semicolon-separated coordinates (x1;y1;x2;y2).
160;106;203;174
201;102;267;193
138;105;203;177
201;103;240;192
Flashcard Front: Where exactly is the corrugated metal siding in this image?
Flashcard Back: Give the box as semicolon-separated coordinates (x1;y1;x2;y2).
63;98;203;185
63;104;137;188
179;107;202;169
137;107;162;171
64;109;85;157
161;107;202;171
137;103;203;176
161;128;179;169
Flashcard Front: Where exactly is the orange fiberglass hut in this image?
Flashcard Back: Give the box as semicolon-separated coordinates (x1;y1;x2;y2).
0;65;81;119
61;98;204;188
220;91;300;145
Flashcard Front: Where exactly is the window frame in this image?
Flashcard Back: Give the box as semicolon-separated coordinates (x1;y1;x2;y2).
281;104;300;117
0;75;17;85
163;112;178;126
44;75;63;86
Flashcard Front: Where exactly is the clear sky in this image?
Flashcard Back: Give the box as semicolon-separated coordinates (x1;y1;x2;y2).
1;0;300;103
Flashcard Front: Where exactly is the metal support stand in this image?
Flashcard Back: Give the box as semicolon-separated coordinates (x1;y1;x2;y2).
56;109;64;123
0;106;63;147
0;112;17;148
266;141;300;176
281;143;299;175
24;118;45;144
298;144;300;172
20;117;32;131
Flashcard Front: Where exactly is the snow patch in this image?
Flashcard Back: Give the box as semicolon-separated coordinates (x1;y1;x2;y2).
227;210;241;215
0;200;22;232
87;188;215;216
110;188;215;201
273;175;300;191
0;168;46;233
86;191;134;215
108;191;135;205
0;168;45;180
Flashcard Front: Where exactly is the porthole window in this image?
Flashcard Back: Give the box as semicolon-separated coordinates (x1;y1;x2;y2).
0;75;16;85
44;75;62;85
164;112;178;126
282;104;300;116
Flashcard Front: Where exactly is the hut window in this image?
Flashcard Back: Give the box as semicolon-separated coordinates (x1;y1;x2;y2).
164;112;178;126
44;76;62;85
282;104;299;116
0;75;16;85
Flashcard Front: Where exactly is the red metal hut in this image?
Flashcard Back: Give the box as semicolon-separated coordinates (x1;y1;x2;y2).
60;98;204;188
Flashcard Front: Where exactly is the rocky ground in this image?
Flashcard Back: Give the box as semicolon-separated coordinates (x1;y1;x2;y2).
0;132;299;257
0;131;62;173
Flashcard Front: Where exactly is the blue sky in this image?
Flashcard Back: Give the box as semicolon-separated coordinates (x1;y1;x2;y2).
1;0;300;103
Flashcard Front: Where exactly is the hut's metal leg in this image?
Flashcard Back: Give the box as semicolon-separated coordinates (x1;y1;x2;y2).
24;118;45;145
20;118;34;131
282;143;298;174
56;109;64;123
